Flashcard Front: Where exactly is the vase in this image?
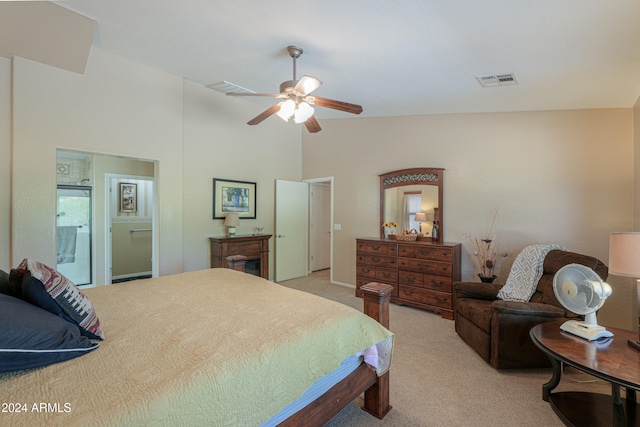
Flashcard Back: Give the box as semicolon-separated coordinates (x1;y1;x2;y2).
478;274;497;283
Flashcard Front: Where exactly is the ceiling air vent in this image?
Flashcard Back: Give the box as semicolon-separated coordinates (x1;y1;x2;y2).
476;73;519;88
205;81;255;94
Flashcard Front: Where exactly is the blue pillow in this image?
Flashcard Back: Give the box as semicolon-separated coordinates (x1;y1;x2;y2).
0;269;12;296
0;294;98;372
9;259;105;340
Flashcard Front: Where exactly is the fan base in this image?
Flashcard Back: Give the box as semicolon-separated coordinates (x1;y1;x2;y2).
559;320;614;341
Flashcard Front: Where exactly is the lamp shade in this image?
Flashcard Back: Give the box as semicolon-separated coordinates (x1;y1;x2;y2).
609;232;640;277
276;99;295;121
293;101;314;123
414;212;427;222
223;213;240;227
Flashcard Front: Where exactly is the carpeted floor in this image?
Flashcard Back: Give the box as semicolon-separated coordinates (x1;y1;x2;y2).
278;270;612;427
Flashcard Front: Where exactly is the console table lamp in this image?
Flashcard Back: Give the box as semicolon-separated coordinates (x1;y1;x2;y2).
224;213;240;237
608;232;640;351
414;212;427;235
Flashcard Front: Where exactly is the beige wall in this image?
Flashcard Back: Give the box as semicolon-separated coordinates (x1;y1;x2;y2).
182;81;301;275
2;46;300;282
302;110;633;290
11;49;184;276
0;57;10;271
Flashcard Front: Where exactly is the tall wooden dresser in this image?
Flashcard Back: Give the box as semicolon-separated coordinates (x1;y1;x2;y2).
356;237;461;319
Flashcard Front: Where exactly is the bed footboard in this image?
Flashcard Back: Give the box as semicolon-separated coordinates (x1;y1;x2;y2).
279;282;393;426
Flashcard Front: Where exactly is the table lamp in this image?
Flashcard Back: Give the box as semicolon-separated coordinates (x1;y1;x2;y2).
224;213;240;237
608;232;640;351
414;212;427;235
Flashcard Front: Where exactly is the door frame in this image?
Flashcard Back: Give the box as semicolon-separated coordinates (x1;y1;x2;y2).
105;173;158;284
303;176;334;283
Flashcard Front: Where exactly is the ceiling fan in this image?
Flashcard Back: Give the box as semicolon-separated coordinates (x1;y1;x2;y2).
226;46;363;133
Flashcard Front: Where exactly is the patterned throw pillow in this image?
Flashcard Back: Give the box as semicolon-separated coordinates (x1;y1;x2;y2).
10;259;105;340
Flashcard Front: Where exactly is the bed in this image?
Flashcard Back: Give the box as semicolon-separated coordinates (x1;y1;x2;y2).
0;265;394;426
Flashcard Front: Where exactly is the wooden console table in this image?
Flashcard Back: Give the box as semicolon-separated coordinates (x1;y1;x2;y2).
209;234;271;279
530;321;640;426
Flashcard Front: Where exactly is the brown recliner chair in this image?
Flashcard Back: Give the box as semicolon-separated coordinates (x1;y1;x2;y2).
453;250;608;369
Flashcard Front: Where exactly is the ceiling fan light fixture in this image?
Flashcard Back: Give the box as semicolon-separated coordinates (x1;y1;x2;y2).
294;101;314;123
276;99;296;121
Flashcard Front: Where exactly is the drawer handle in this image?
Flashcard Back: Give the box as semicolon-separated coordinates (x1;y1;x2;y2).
418;249;430;256
373;257;380;262
435;296;448;303
417;263;429;269
405;276;416;282
372;245;381;250
431;280;443;287
404;289;414;296
362;268;371;273
440;266;449;271
381;272;391;278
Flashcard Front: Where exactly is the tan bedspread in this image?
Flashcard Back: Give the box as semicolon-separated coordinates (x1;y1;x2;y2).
0;269;393;426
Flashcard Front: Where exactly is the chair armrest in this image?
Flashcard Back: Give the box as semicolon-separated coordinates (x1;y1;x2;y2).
492;300;566;318
453;281;502;301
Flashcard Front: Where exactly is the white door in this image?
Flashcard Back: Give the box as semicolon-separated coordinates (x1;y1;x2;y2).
310;183;331;271
275;179;308;282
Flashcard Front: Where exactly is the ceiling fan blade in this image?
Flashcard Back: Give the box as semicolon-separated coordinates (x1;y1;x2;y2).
304;116;322;133
247;104;281;125
311;96;363;115
294;75;322;96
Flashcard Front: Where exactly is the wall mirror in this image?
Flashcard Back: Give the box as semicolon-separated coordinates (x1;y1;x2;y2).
380;168;444;243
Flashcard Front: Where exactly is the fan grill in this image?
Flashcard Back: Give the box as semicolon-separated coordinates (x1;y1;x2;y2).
553;264;607;315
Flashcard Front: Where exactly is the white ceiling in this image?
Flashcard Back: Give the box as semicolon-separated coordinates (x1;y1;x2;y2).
12;1;640;119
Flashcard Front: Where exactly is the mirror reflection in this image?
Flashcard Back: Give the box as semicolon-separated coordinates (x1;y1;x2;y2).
379;168;444;242
384;185;438;236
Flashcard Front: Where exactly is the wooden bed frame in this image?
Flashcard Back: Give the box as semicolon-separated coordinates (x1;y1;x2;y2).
279;282;393;426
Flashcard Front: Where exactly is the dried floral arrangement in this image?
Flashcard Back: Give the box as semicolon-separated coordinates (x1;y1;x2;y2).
463;208;505;280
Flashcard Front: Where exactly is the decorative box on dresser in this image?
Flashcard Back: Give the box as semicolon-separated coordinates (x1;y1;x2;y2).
356;238;461;320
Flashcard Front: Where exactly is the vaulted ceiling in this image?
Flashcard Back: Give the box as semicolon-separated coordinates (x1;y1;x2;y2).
3;1;640;119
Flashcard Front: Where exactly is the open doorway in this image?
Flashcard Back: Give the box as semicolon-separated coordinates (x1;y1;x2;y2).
57;149;156;286
106;174;154;284
305;177;333;280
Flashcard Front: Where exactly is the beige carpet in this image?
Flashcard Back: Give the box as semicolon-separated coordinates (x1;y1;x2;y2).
278;270;612;427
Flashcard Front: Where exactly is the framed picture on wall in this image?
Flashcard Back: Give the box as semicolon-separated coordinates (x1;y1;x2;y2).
119;182;138;212
213;178;256;219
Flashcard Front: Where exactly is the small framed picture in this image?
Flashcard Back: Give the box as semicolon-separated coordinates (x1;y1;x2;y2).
213;178;256;219
119;182;137;212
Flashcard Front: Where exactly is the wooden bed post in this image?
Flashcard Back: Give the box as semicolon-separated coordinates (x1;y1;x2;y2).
360;282;393;419
279;281;393;426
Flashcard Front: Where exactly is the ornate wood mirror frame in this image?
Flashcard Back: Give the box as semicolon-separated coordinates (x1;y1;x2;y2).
379;167;444;243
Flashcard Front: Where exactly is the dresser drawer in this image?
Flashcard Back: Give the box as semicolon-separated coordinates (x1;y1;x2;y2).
356;241;397;256
398;286;452;309
423;274;452;292
356;264;377;279
398;258;452;276
399;270;423;287
398;244;453;262
357;254;397;269
376;268;398;282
